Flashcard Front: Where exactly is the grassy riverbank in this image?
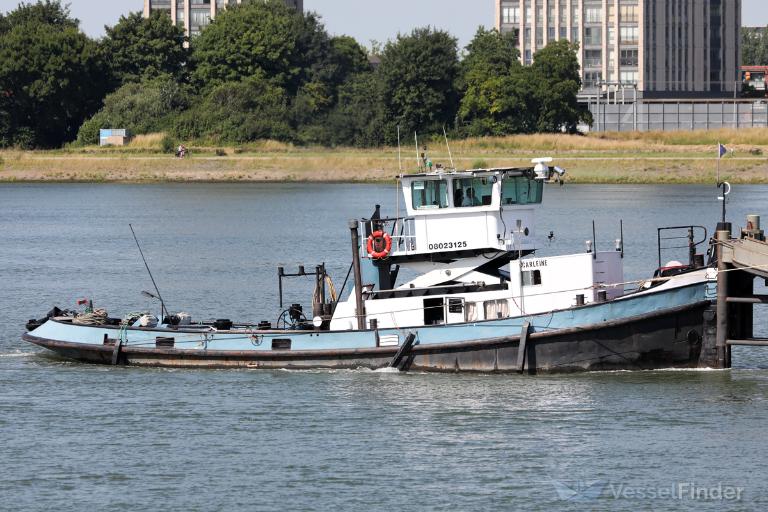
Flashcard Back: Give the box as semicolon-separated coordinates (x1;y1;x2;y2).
2;129;768;184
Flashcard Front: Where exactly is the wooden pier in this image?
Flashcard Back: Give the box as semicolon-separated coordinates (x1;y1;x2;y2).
703;215;768;369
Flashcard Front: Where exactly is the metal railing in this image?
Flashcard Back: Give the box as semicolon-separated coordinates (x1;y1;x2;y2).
360;217;417;257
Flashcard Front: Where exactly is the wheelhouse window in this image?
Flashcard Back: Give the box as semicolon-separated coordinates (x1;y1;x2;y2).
412;180;448;209
501;176;543;205
453;177;494;207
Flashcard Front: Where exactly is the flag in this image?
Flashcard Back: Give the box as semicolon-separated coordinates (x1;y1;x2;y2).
718;143;727;158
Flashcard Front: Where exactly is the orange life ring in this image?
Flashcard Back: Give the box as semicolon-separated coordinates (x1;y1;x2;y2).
367;230;392;259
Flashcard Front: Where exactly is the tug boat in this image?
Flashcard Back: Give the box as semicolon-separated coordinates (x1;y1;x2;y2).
23;160;718;373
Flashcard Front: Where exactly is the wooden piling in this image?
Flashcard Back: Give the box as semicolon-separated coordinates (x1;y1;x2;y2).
715;229;731;369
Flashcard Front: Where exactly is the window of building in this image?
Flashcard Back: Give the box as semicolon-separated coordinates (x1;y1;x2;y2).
584;71;601;87
559;5;567;25
620;26;639;44
571;7;579;24
525;49;532;65
620;5;638;24
547;3;555;25
620;70;638;84
190;8;211;31
584;49;602;68
620;49;638;67
571;27;580;42
608;26;616;45
559;27;567;39
584;27;602;46
548;27;556;40
412;180;448;209
526;5;532;24
584;6;603;24
607;3;615;23
503;6;520;24
176;8;185;25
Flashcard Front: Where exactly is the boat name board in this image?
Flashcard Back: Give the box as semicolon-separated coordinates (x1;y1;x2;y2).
521;259;549;269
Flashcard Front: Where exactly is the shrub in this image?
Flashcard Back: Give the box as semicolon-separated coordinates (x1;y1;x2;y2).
76;76;188;145
161;135;175;154
215;148;226;156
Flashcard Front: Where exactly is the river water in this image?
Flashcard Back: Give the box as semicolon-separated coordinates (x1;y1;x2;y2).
1;183;767;510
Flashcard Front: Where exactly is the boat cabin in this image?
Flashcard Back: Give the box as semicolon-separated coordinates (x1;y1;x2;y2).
364;165;553;261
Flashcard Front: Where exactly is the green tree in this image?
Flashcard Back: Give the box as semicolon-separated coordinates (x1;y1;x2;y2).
77;76;189;145
378;27;460;143
189;1;332;95
311;71;384;147
459;71;538;136
326;36;370;89
530;40;591;133
1;0;78;32
172;78;292;143
460;27;520;89
742;27;768;66
459;27;533;136
0;1;108;148
101;11;187;85
292;36;371;143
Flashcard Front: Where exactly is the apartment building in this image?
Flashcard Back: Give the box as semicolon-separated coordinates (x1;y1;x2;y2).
144;0;304;38
495;0;741;97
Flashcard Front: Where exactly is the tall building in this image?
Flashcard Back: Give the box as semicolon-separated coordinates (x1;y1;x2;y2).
144;0;304;38
494;0;741;97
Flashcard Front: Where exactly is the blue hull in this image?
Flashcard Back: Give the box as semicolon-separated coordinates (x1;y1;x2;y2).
23;282;715;372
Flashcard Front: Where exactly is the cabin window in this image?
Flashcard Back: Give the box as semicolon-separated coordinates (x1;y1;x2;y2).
423;298;445;325
453;177;494;207
502;177;543;205
466;302;479;322
483;299;509;319
412;180;448;209
522;269;543;286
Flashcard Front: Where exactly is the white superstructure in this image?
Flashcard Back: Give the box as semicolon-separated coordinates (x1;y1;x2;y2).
330;162;626;331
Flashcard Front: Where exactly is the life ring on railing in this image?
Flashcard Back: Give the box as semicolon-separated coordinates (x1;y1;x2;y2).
367;230;392;259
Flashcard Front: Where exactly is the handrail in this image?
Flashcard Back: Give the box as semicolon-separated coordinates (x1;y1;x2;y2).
657;225;708;269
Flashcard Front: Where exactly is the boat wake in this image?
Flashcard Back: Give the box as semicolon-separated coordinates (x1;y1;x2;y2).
0;351;34;359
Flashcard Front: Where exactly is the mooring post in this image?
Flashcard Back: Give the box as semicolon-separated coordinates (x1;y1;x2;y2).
716;228;731;369
348;220;366;330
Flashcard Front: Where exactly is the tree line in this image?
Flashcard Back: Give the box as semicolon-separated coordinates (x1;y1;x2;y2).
742;26;768;66
0;0;591;149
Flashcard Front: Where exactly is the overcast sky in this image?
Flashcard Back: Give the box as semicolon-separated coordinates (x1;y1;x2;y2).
1;0;767;49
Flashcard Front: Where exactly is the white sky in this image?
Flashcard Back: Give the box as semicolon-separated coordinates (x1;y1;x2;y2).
0;0;766;49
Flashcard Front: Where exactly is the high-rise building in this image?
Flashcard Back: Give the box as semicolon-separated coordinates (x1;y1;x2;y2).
494;0;741;97
144;0;304;38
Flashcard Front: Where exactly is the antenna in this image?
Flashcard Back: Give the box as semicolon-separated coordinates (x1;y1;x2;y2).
442;125;455;170
397;125;403;172
129;224;169;319
414;132;420;170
